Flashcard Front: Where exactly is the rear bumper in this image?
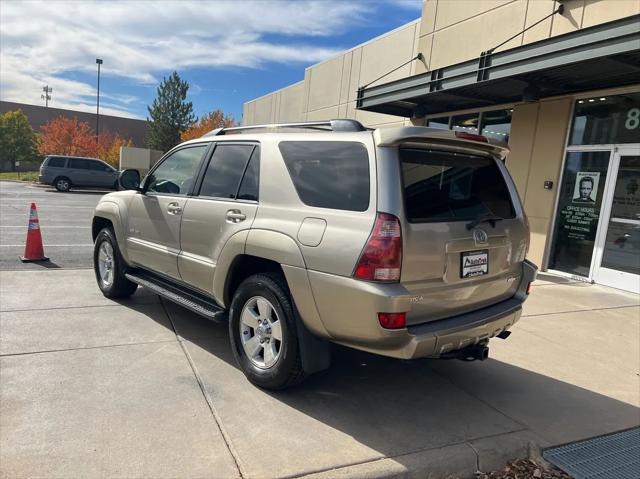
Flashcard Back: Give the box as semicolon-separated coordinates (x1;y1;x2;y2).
306;260;537;359
403;297;522;358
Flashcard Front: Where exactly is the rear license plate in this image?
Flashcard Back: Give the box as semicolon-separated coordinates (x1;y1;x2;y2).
461;250;488;278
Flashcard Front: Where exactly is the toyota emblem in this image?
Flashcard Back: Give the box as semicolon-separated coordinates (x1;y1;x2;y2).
473;228;488;244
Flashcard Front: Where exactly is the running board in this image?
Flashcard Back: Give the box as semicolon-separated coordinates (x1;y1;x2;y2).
125;271;227;322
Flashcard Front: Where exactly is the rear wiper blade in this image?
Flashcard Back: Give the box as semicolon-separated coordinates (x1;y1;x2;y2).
466;215;504;230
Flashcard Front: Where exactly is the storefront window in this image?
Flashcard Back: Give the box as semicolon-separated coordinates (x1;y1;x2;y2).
451;113;479;133
481;109;512;142
600;155;640;275
570;92;640;145
549;151;611;277
426;117;449;129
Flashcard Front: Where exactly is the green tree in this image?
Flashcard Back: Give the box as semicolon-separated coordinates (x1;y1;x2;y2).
0;110;38;171
146;71;195;152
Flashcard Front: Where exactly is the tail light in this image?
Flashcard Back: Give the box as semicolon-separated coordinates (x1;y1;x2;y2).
378;312;406;329
454;131;488;143
354;212;402;282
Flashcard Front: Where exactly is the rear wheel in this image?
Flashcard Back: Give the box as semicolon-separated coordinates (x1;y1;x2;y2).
54;177;71;192
93;227;137;298
229;273;305;390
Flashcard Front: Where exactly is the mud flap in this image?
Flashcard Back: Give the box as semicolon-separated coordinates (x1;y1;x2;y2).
295;314;331;374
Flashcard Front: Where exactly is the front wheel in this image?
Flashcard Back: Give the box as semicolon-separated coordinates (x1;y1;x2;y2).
93;227;137;298
229;273;305;390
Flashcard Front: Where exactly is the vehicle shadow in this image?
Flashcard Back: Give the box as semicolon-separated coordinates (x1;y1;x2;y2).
138;296;640;475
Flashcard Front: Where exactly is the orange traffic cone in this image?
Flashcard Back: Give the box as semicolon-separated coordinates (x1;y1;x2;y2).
20;202;49;262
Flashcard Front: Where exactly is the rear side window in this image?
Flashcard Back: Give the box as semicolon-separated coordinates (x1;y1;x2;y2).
88;160;111;171
199;144;255;199
237;149;260;201
69;158;90;169
46;157;66;168
400;148;515;222
279;141;369;212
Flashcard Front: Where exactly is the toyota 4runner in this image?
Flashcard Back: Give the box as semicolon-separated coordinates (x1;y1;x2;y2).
92;120;537;389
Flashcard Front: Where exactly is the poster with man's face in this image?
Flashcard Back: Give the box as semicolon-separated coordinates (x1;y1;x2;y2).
572;172;600;203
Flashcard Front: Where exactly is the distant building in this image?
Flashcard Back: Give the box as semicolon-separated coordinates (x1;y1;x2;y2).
0;101;148;147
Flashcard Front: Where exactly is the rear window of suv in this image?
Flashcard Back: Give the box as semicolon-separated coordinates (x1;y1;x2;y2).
400;148;515;223
279;141;369;212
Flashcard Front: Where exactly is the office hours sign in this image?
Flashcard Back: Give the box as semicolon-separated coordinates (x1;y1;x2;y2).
558;172;601;242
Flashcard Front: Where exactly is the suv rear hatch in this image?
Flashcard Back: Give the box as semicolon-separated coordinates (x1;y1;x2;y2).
378;133;528;326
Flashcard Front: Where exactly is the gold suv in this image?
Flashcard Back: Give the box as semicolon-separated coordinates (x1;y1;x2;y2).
92;120;537;389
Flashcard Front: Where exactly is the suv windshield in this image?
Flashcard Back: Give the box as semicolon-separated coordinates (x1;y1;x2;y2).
400;148;514;223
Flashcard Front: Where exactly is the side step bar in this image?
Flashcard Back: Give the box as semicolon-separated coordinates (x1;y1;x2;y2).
125;271;227;322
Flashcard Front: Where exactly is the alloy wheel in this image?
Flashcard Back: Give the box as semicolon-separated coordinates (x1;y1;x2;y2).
239;296;283;369
97;241;115;288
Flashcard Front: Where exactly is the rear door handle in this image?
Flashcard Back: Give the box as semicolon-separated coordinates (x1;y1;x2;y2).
226;209;246;223
167;202;182;215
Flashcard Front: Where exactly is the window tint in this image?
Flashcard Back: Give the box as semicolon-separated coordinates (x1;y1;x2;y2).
199;144;255;198
451;113;480;133
69;158;91;169
481;109;512;142
400;148;515;222
279;141;370;212
570;92;640;145
237;149;260;201
46;157;66;168
427;117;449;129
147;145;207;195
88;160;111;171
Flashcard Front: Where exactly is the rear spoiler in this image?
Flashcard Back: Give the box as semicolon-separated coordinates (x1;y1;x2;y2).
374;127;509;160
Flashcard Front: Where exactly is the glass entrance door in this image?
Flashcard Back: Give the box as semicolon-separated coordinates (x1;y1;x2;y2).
593;146;640;293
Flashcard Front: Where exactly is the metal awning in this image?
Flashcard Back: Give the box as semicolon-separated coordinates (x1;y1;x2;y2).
356;15;640;118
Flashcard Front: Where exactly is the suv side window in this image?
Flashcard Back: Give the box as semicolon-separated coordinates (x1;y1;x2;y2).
69;158;91;169
279;141;370;212
47;157;66;168
237;148;260;201
88;160;112;171
199;144;256;199
147;145;208;195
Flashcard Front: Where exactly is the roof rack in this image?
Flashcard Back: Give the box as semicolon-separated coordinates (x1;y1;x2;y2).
202;119;367;137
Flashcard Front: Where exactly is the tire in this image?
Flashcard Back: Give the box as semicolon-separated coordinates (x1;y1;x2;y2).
54;176;71;192
93;227;137;298
229;273;305;390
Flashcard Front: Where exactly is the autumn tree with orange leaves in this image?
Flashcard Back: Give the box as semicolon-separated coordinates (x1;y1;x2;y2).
38;116;132;167
181;110;237;141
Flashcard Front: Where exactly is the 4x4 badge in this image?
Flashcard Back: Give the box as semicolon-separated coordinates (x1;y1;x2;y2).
473;228;488;245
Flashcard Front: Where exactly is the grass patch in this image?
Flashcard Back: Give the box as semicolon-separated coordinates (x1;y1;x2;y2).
0;171;39;182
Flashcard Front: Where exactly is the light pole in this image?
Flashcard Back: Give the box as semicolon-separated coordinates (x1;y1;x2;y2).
95;58;103;144
41;85;52;107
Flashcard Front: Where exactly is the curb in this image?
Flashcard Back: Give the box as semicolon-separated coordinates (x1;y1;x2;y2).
297;430;545;479
0;179;38;184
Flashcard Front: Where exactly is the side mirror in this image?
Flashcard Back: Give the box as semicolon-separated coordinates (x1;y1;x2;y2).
118;169;141;191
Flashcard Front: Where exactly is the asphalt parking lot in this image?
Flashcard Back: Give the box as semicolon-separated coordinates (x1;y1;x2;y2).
0;181;105;270
1;180;639;478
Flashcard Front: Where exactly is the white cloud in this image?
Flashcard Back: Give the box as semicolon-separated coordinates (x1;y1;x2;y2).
1;0;377;118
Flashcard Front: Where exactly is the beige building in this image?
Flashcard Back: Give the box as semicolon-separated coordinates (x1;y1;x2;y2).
243;0;640;294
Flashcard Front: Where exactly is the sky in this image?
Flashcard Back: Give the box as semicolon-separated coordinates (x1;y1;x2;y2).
0;0;422;122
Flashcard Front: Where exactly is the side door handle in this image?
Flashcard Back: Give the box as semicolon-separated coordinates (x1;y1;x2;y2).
226;209;246;223
167;202;182;215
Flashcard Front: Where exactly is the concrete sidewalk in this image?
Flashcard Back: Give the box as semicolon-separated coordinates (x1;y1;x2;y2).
1;269;638;479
